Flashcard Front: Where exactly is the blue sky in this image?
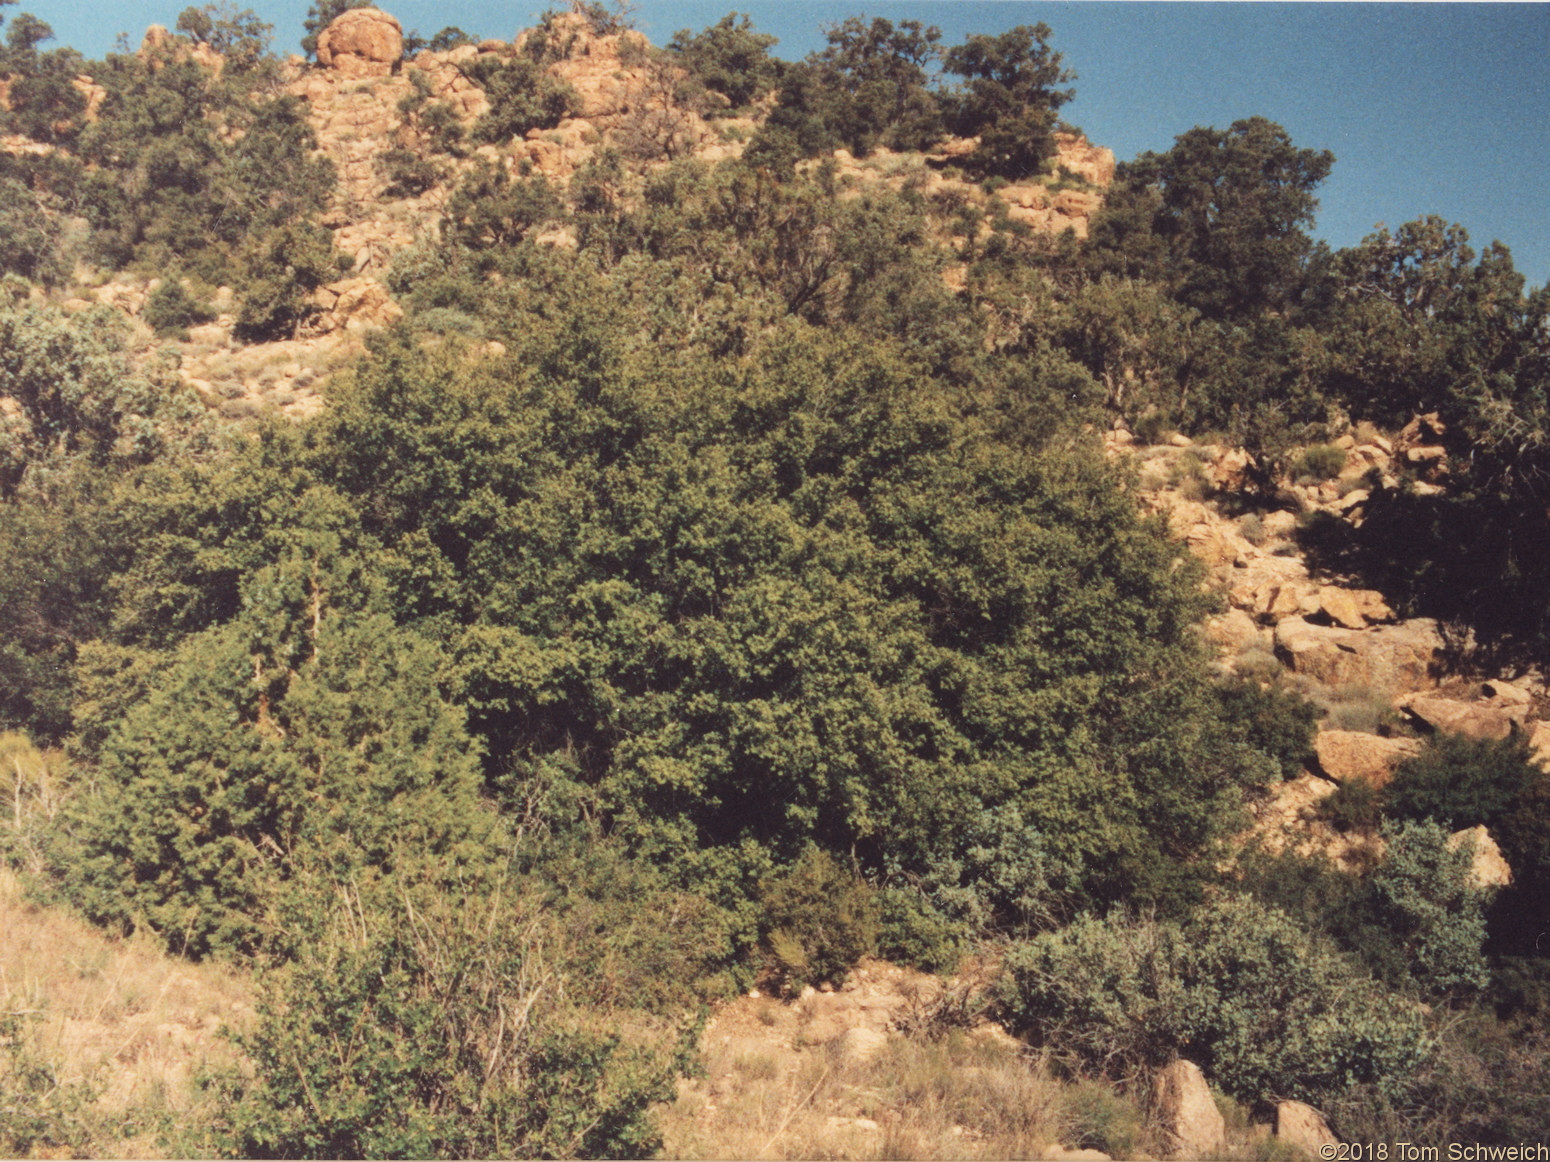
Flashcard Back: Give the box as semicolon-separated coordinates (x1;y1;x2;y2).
18;2;1550;288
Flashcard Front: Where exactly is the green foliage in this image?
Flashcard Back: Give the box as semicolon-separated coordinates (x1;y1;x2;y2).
1380;730;1550;959
759;847;879;990
1358;819;1491;996
1386;731;1540;831
444;161;562;250
61;483;498;958
174;3;273;71
1292;442;1347;481
0;175;70;285
204;878;693;1159
750;16;944;163
998;895;1433;1102
1090;116;1334;322
465;53;579;145
942;23;1076;179
668;12;781;111
1061;1079;1143;1158
1318;776;1385;832
0;10;87;146
317;321;1278;927
0;298;208;496
233;222;335;342
1214;674;1320;779
76;55;335;278
143;278;216;338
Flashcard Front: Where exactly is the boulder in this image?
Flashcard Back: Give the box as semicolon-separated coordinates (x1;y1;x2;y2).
1314;730;1420;788
1449;825;1512;889
1152;1060;1224;1159
1274;616;1441;692
1400;695;1518;741
1275;1101;1339;1155
316;8;403;78
1319;587;1368;629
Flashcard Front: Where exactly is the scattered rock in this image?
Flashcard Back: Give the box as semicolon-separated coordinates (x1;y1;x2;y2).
316;8;403;78
1275;1100;1339;1154
1152;1059;1224;1159
1448;825;1512;889
1313;730;1420;788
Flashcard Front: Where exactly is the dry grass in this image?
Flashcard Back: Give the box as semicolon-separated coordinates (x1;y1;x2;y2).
0;865;253;1157
661;1024;1074;1160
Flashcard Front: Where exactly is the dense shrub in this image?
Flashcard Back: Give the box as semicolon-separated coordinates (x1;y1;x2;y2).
61;484;499;958
466;55;579;145
942;24;1076;179
203;878;693;1159
668;13;781;112
759;847;879;990
143;279;216;338
318;323;1283;925
998;895;1433;1102
1358;819;1491;996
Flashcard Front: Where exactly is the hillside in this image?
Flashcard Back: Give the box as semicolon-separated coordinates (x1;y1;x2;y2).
2;2;1549;1158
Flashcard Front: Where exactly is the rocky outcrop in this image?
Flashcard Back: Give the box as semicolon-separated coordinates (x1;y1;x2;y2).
1152;1060;1225;1159
316;8;403;78
311;277;403;334
1314;730;1420;787
1399;692;1527;740
1052;130;1116;185
1276;1101;1339;1155
1275;616;1442;691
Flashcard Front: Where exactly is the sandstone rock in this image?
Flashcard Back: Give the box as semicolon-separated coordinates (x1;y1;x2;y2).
1482;679;1533;707
316;8;403;78
1319;587;1368;629
1314;730;1419;787
1448;825;1512;889
1211;447;1256;492
1353;589;1396;623
1275;1101;1339;1154
1275;616;1441;692
1400;695;1517;741
1152;1060;1224;1159
1053;130;1116;186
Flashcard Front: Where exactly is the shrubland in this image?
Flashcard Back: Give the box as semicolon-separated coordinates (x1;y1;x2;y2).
0;0;1547;1154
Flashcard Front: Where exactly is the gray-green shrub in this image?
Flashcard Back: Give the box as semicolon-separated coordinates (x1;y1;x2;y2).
998;894;1432;1102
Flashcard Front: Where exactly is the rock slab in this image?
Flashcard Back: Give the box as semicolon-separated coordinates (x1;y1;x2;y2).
1314;730;1419;788
1153;1059;1224;1158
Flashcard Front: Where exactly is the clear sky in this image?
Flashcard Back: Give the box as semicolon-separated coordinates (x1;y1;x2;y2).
18;1;1550;288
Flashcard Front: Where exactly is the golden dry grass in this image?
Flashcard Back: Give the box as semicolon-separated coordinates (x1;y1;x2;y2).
0;865;254;1157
